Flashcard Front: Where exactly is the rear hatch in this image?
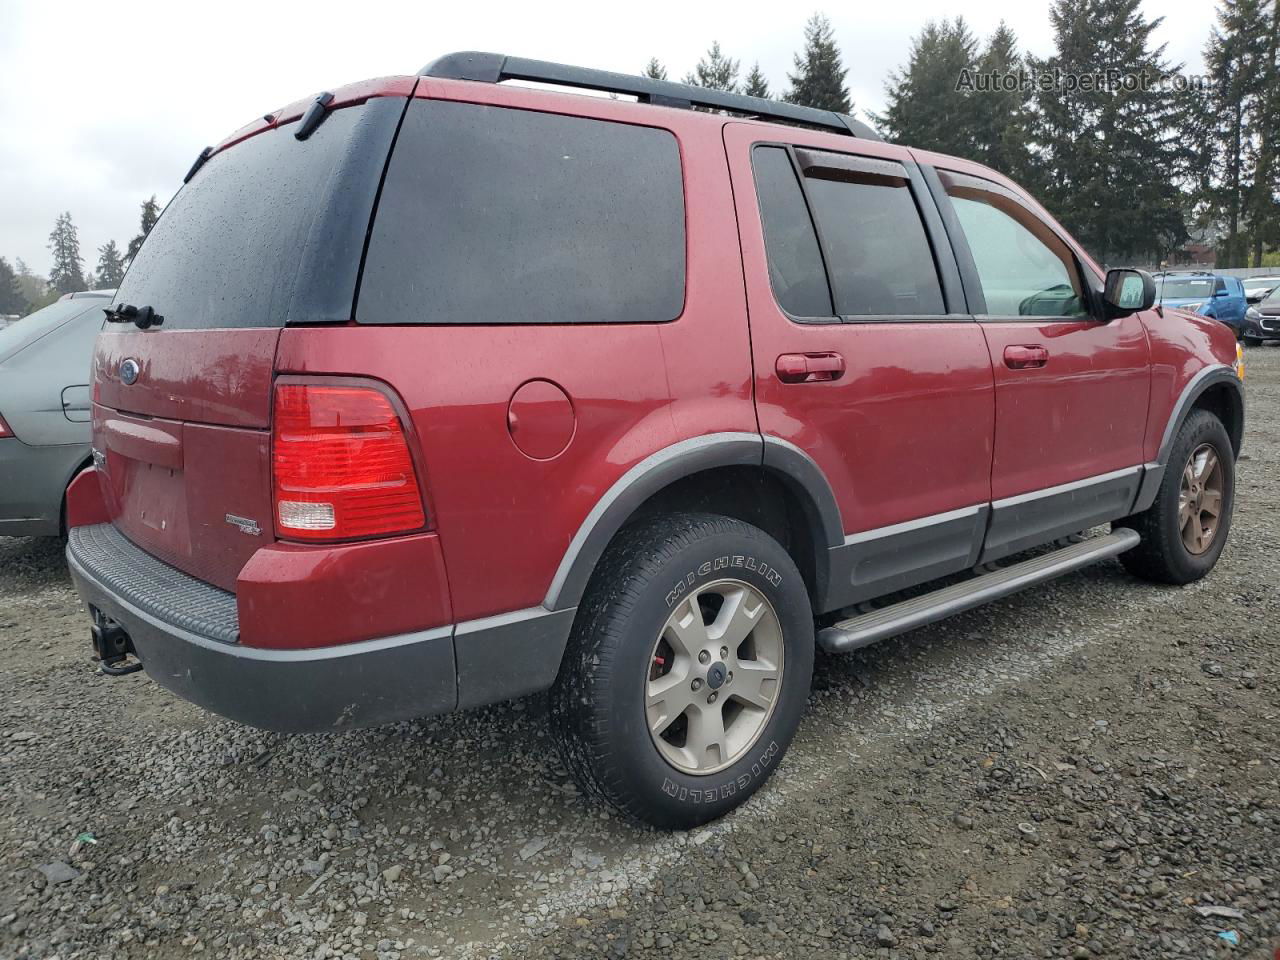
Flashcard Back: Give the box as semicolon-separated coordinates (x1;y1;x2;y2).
93;88;409;591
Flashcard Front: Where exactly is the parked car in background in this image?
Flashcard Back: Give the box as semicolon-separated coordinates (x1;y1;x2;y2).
64;54;1243;829
1243;285;1280;345
1242;275;1280;303
0;290;113;536
1155;271;1248;337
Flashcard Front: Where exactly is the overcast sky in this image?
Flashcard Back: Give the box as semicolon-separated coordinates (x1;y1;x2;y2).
1;0;1214;279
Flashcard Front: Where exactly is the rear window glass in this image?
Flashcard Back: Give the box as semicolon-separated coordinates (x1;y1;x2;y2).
1158;277;1215;299
114;99;402;330
358;100;686;325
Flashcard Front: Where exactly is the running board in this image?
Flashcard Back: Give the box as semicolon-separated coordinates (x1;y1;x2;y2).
817;528;1140;653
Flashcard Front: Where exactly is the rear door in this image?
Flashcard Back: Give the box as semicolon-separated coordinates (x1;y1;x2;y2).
92;93;406;590
724;123;995;610
927;165;1151;562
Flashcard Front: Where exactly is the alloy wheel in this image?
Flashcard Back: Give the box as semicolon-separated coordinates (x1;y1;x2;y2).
1179;442;1224;555
645;579;784;776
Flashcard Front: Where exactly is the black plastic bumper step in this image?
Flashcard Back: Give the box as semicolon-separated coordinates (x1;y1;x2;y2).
817;528;1141;653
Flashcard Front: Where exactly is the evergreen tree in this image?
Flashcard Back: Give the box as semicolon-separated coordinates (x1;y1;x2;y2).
643;58;668;81
877;18;979;157
126;195;161;263
1243;0;1280;264
683;41;739;92
48;212;85;295
95;240;127;289
1030;0;1188;262
1202;0;1269;265
12;259;47;310
743;62;773;99
969;23;1035;183
0;257;25;315
784;14;852;113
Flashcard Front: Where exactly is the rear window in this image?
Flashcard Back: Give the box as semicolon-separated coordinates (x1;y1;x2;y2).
114;98;404;330
1159;277;1215;300
358;100;686;325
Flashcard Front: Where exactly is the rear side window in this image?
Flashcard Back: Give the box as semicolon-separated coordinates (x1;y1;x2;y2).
803;157;945;317
752;147;832;318
359;101;686;325
114;99;403;330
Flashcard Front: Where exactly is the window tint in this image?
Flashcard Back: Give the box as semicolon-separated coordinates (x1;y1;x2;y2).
359;101;686;325
944;178;1088;318
752;146;832;317
116;100;401;329
804;163;945;317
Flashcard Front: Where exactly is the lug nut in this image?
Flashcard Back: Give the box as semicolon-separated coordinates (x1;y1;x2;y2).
691;678;703;691
707;692;718;704
720;646;729;659
727;671;733;683
698;650;710;664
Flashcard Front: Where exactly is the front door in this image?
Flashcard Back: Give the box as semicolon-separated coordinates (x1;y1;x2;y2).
927;165;1152;562
723;123;995;611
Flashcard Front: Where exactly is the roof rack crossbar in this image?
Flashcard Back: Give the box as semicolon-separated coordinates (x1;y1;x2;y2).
419;51;881;141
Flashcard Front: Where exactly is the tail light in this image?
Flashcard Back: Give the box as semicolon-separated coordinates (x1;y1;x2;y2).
271;382;426;541
0;411;11;438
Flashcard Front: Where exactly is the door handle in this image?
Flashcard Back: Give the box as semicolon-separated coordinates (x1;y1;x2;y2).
1003;344;1049;369
776;352;845;383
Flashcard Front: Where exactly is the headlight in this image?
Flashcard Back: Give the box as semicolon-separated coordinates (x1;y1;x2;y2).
1181;302;1205;313
1247;306;1262;320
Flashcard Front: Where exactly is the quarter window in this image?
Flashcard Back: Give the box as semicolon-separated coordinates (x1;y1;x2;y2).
359;101;686;325
943;174;1088;318
752;146;833;318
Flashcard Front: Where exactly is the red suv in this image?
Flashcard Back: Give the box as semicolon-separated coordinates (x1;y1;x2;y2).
67;53;1245;828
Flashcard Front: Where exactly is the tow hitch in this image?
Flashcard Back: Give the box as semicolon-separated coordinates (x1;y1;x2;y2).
90;608;143;676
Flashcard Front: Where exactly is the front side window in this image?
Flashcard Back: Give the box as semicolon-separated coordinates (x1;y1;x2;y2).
943;174;1088;318
359;100;686;325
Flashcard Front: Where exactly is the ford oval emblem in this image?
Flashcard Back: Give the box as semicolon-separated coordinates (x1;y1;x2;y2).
119;358;140;385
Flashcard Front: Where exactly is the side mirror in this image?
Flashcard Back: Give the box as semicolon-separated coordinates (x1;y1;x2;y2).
1215;288;1231;298
1102;268;1155;318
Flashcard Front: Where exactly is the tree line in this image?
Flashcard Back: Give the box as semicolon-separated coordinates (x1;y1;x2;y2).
5;0;1275;318
652;2;1280;268
0;197;159;317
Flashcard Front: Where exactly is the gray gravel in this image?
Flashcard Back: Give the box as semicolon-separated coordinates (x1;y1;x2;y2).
2;345;1278;960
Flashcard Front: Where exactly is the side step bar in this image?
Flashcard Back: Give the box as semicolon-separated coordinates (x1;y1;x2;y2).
817;529;1141;653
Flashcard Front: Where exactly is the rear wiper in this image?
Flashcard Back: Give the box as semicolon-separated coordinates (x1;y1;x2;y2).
104;304;164;330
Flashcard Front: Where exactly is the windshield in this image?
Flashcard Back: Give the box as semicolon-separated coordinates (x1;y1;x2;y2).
0;298;104;364
1158;277;1214;300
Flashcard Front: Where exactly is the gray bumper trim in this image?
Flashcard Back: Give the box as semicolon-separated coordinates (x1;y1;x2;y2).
67;548;458;733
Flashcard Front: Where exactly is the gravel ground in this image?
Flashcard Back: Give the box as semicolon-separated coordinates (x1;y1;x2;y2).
2;346;1278;960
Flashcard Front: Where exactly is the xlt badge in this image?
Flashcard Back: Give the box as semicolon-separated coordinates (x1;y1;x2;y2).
225;514;262;537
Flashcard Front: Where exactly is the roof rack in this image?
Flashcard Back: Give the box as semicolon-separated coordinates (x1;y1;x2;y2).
420;51;882;141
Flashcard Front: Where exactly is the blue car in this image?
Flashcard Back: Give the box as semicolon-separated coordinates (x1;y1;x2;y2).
1154;272;1248;336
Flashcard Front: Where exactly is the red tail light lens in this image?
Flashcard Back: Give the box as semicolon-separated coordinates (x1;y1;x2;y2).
272;383;426;541
0;411;11;438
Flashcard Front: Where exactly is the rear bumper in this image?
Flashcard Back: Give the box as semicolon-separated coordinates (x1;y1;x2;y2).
67;524;457;732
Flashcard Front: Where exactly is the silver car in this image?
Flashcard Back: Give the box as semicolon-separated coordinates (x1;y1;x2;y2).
0;290;114;536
